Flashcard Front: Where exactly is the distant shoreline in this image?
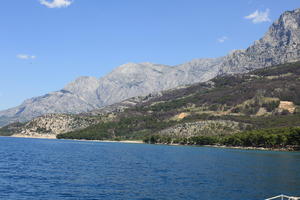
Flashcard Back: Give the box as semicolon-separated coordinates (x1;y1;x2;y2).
203;144;299;152
147;143;299;151
72;139;144;144
4;135;144;144
8;135;57;139
2;135;299;151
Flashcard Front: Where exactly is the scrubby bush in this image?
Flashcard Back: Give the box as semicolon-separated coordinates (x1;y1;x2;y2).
221;127;300;148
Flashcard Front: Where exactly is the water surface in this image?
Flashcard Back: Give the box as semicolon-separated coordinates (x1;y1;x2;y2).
0;137;299;200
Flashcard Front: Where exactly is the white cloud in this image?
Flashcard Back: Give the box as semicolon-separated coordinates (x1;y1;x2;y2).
245;9;271;24
39;0;73;8
17;54;36;60
217;36;228;43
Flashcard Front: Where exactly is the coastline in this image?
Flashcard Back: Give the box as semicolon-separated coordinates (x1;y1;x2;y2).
4;135;144;144
8;135;57;139
2;135;298;151
144;142;299;152
71;139;144;144
203;144;300;152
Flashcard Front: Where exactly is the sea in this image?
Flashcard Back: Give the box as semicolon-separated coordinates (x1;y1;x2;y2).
0;137;299;200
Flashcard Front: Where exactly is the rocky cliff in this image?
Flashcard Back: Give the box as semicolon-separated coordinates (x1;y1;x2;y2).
219;8;300;74
8;114;99;138
1;8;300;127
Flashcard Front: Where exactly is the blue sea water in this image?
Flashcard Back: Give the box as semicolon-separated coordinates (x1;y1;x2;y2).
0;137;299;200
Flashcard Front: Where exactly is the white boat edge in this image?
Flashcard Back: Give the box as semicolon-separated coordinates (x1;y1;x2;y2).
265;194;300;200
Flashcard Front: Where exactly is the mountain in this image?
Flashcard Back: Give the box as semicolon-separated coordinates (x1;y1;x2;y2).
2;61;300;141
1;8;300;127
56;61;300;141
219;8;300;74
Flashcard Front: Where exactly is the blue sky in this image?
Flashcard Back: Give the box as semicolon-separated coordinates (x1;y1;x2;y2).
0;0;299;110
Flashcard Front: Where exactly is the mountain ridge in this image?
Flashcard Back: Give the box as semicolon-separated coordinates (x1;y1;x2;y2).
2;61;300;140
1;8;300;127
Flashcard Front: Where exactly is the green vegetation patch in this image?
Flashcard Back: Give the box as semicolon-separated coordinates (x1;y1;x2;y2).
0;122;24;136
144;127;300;150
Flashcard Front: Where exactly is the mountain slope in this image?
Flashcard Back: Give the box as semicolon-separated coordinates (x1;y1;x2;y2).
56;61;300;141
219;8;300;74
2;61;300;139
1;8;300;127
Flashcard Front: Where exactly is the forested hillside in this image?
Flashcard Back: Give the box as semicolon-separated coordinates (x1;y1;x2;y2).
55;62;300;149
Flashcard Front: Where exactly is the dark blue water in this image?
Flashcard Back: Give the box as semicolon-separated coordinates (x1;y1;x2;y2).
0;137;299;200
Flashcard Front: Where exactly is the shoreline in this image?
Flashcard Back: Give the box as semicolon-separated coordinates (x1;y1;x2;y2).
154;143;300;152
2;135;299;151
3;135;144;144
204;144;299;152
141;142;299;152
8;135;57;139
71;139;144;144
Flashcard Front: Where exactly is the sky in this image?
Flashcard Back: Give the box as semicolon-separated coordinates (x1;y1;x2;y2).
0;0;299;110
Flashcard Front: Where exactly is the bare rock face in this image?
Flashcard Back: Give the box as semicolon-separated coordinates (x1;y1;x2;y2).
0;87;98;126
64;76;102;107
0;61;222;126
14;114;98;137
219;8;300;74
1;8;300;127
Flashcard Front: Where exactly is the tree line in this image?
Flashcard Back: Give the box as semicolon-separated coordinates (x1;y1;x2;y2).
143;127;300;149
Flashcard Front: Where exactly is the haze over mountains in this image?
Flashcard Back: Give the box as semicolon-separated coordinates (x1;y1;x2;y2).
1;8;300;127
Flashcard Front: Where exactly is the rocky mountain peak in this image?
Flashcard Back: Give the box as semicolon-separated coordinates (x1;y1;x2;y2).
218;8;300;75
262;8;300;45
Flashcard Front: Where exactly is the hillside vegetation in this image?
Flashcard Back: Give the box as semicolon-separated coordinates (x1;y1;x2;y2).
55;62;300;149
144;127;300;150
